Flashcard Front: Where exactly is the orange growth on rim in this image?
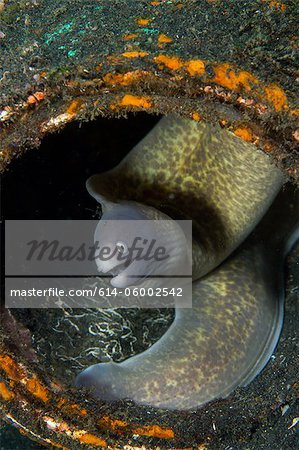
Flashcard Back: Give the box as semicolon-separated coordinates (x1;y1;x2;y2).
186;59;205;76
98;416;175;439
122;51;149;58
191;112;202;121
103;70;149;86
264;84;288;111
56;399;88;416
0;381;15;400
123;33;138;40
27;91;45;104
66;99;84;116
74;431;107;447
211;63;258;92
158;34;173;46
25;376;50;402
115;94;153;109
154;54;184;71
234;127;254;142
134;424;175;439
0;354;26;381
136;18;151;25
262;0;287;12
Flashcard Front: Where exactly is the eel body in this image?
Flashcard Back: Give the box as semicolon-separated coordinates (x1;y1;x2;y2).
86;116;284;279
75;116;298;410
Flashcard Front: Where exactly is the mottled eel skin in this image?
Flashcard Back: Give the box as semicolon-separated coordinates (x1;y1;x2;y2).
76;115;298;410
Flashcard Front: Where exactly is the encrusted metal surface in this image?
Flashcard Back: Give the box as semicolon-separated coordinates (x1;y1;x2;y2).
0;0;298;179
0;0;298;448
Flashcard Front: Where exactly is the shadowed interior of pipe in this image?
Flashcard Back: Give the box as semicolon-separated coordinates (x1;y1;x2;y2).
3;114;161;220
2;113;175;385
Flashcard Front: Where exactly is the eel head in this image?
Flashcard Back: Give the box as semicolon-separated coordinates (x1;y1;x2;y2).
88;177;192;288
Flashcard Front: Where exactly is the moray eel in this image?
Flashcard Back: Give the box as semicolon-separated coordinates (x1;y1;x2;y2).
75;115;298;410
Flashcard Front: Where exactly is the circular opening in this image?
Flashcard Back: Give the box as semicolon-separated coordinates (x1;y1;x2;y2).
1;112;298;449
